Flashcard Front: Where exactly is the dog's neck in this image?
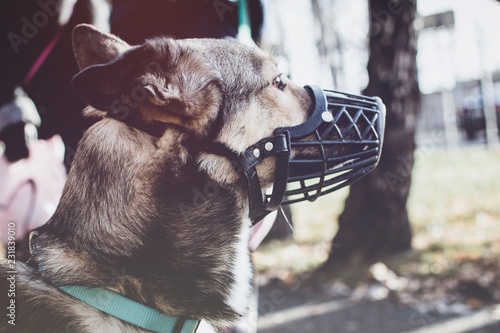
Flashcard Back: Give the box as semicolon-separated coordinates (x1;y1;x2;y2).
32;118;253;327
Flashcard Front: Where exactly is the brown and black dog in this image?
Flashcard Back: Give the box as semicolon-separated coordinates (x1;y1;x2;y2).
0;24;314;332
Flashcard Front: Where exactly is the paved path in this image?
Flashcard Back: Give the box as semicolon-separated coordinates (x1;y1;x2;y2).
256;285;500;333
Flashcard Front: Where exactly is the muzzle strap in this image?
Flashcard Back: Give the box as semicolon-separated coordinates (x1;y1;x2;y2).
204;133;290;224
241;133;290;223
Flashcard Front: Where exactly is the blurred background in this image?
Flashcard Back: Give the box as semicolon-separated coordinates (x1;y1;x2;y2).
254;1;500;332
1;0;499;332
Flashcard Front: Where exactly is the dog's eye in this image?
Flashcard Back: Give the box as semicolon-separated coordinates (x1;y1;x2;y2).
272;75;287;90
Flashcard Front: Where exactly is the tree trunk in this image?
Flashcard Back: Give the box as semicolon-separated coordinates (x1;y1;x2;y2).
323;0;420;268
310;0;341;88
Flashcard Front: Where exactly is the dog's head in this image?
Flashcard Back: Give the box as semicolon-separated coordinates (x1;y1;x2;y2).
71;24;313;188
71;25;384;224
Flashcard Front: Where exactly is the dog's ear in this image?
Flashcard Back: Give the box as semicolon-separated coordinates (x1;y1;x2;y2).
72;24;143;110
72;24;131;70
72;36;223;136
71;45;149;111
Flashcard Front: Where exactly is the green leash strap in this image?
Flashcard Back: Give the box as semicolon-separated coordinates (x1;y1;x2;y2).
238;0;254;45
59;286;200;333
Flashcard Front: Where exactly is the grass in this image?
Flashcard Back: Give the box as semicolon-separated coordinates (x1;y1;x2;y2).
253;146;500;287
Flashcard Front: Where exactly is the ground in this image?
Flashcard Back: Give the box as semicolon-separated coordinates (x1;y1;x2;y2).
254;146;500;333
256;281;500;333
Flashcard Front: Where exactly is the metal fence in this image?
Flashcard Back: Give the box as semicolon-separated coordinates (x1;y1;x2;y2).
416;76;500;149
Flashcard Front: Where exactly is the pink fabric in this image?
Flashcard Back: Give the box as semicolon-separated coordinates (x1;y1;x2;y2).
0;136;66;245
248;211;277;251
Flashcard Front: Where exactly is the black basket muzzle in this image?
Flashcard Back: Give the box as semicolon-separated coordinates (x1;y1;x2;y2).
206;85;386;224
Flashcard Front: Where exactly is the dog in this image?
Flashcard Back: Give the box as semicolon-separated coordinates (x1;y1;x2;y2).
0;24;314;332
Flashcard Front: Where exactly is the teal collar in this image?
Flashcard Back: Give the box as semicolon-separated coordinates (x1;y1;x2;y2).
59;286;200;333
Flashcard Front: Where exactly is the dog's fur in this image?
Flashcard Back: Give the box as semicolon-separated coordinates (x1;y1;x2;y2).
0;25;312;332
